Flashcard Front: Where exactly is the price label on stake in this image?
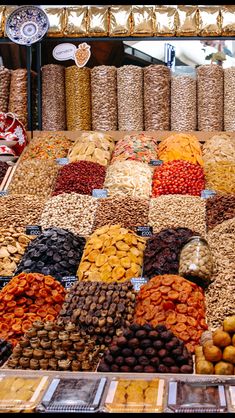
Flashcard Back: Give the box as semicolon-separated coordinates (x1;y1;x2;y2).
56;158;69;166
136;226;153;237
60;276;77;289
0;190;8;196
201;189;216;199
0;276;12;289
131;277;148;292
26;225;42;236
92;189;108;198
149;160;163;166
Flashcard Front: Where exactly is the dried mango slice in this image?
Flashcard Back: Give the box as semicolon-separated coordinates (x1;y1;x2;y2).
130;247;141;256
100;263;112;273
92;238;103;250
116;250;127;258
87;250;100;262
104;246;116;256
120;257;131;268
116;241;130;251
108;256;119;267
112;266;125;280
78;261;91;273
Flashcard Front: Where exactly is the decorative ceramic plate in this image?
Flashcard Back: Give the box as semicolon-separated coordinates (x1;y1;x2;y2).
6;5;49;45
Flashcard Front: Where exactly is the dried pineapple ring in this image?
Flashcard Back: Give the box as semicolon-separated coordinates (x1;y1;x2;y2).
87;249;100;262
95;254;108;267
104;246;116;256
120;257;131;268
116;241;130;251
112;266;125;280
108;256;119;266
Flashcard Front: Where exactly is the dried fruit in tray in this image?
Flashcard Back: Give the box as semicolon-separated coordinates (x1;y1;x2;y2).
21;133;72;161
134;274;207;352
0;272;65;346
111;133;158;165
158;133;203;166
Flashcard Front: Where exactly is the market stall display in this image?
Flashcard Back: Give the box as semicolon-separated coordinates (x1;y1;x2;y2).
205;161;235;194
98;322;194;373
0;195;46;229
0;161;9;184
110;133;158;164
206;194;235;231
42;64;66;131
91;66;117;131
158;133;203;165
134;274;207;352
52;161;106;196
0;339;12;366
40;193;98;238
21;133;72;161
0;227;33;276
15;227;85;281
77;224;145;282
8;69;28;128
202;133;235;164
0;66;11;113
0;272;65;346
104;160;152;199
68;131;115;167
224;67;235;131
144;65;170;131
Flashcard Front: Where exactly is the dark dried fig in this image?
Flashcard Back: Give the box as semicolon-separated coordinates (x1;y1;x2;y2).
158;349;167;358
180;365;193;374
125;357;137;367
120;365;131;372
156;324;167;333
129;323;141;332
109;345;120;356
122;348;133;358
133;365;144;373
176;355;188;365
135;330;148;340
115;356;124;366
144;365;156;373
143;323;152;332
134;348;144;357
158;364;169;373
138;356;149;366
128;338;139;349
111;364;119;372
170;366;180;373
104;354;114;365
172;347;183;357
161;331;173;341
148;330;159;340
162;357;175;366
116;336;127;347
98;362;110;372
153;340;164;349
144;347;156;358
123;329;134;339
140;339;152;349
150;357;160;367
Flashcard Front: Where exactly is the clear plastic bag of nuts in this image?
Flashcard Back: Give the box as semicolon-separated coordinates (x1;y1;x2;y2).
179;236;214;287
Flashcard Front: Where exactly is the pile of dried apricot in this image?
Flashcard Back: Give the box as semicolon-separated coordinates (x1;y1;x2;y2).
0;272;65;346
134;274;207;352
78;225;146;282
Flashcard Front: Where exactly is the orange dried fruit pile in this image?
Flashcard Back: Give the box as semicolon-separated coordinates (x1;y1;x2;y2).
158;133;203;166
134;274;207;353
78;224;146;283
0;272;65;346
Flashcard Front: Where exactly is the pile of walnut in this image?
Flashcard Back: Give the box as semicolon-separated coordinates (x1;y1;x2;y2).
7;320;102;372
0;228;33;276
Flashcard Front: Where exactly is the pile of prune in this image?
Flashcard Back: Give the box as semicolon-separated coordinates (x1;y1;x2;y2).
98;323;193;373
0;338;12;366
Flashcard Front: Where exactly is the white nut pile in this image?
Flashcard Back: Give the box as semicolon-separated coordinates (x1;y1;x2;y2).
148;195;206;236
40;192;98;237
224;67;235;131
202;133;235;164
171;74;197;131
205;218;235;330
179;237;213;281
117;65;143;130
104;160;152;199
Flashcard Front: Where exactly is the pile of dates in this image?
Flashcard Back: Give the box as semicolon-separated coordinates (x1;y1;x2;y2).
98;323;193;373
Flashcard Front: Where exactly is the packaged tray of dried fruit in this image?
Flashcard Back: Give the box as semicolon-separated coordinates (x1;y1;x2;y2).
0;373;50;412
167;377;227;413
37;376;107;413
103;376;165;413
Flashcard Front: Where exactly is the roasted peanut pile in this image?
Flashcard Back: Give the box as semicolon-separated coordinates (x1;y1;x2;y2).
171;74;197;131
8;160;59;198
91;66;117;131
144;65;170;130
197;64;223;131
202;133;235;164
148;195;206;236
42;64;66;131
21;133;72;161
104;160;152;199
40;192;98;238
93;196;150;231
117;65;143;130
0;66;11;113
206;218;235;330
68;131;115;166
0;227;33;276
205;161;235;194
0;195;46;229
158;133;203;166
78;224;146;283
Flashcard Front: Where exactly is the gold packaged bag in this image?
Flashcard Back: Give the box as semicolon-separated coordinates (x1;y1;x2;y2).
155;6;177;36
198;6;221;36
87;6;108;37
131;5;154;36
3;5;17;36
109;5;131;36
64;6;87;37
176;5;198;36
0;6;5;37
42;7;65;37
221;6;235;36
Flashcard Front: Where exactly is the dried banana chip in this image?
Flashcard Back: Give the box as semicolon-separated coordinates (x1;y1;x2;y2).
108;255;119;266
116;241;130;251
120;257;131;268
112;266;125;280
78;261;91;273
130;247;141;256
116;250;127;257
87;249;100;262
95;253;108;267
92;238;103;249
104;246;116;256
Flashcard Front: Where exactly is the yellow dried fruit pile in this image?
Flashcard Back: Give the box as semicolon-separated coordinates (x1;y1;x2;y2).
68;132;115;167
203;133;235;164
205;161;235;194
158;133;203;166
77;224;146;283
